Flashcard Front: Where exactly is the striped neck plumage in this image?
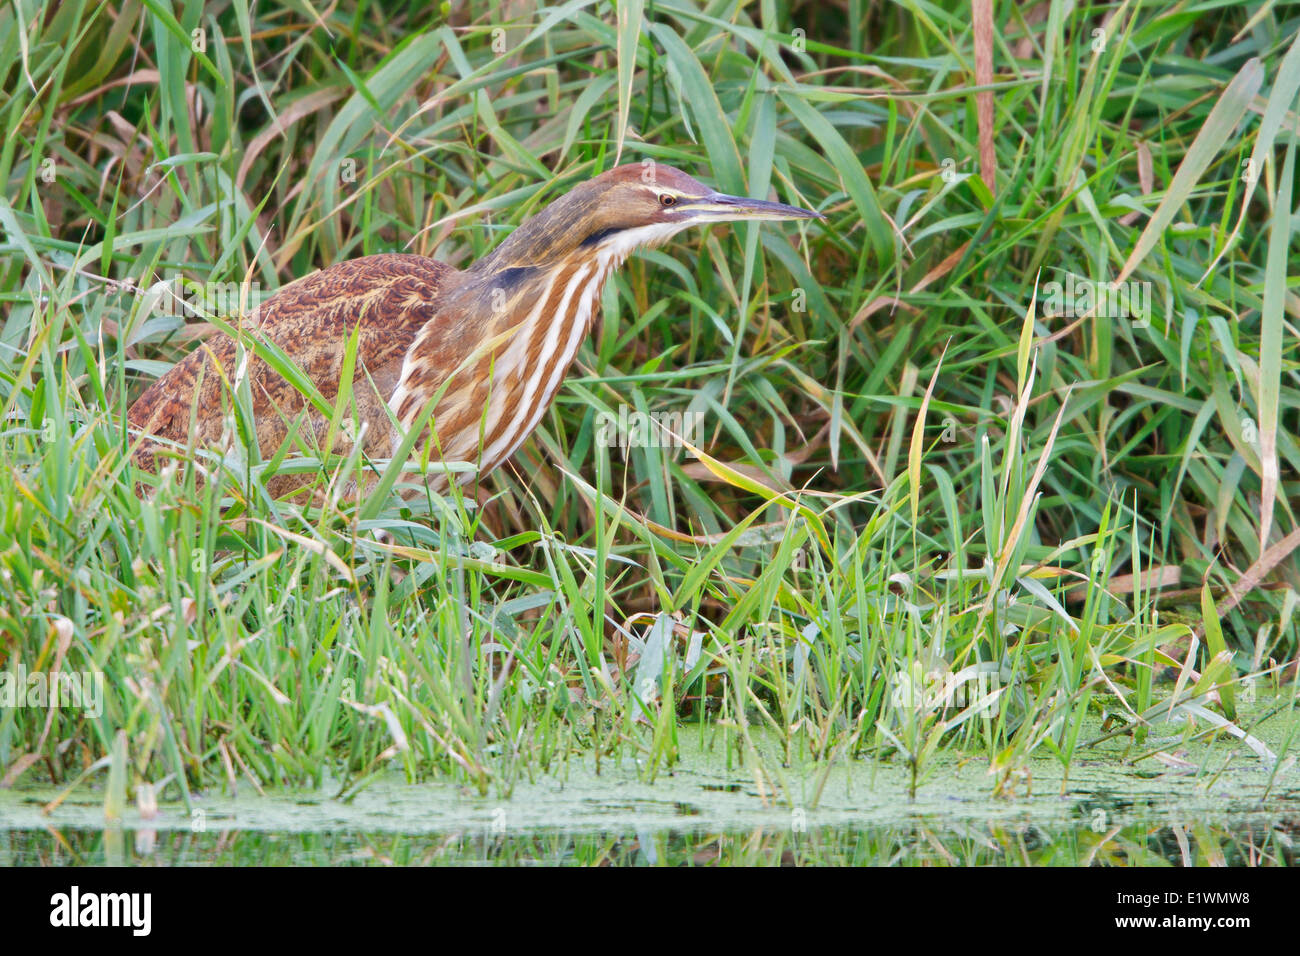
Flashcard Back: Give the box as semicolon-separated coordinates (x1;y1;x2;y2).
386;245;623;482
384;163;821;486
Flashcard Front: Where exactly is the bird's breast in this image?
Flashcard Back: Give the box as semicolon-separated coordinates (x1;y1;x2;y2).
390;254;612;483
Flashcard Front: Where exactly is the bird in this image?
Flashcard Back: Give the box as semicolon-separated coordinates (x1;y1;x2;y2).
127;163;821;498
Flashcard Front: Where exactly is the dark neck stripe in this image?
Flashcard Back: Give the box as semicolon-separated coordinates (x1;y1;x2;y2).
493;265;537;290
579;226;617;249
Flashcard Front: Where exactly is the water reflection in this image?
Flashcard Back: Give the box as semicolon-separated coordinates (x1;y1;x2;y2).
3;816;1296;866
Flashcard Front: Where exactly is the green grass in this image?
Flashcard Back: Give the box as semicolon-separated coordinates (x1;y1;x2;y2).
1;0;1297;806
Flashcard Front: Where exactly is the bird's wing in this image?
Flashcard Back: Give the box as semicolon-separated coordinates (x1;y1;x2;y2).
127;253;456;488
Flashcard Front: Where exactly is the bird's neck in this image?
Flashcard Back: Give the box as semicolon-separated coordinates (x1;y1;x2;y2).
388;251;617;475
468;253;613;457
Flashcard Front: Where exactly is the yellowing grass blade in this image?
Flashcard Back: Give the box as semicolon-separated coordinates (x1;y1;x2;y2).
613;0;645;166
677;435;833;558
252;519;356;585
1118;58;1263;284
1257;135;1294;549
909;342;948;527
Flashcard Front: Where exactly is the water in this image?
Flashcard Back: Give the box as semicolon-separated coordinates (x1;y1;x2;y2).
2;710;1297;865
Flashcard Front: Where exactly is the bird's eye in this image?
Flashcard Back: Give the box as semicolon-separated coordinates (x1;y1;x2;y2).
659;194;676;207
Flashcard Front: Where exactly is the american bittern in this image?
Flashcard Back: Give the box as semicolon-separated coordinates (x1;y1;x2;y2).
128;164;821;496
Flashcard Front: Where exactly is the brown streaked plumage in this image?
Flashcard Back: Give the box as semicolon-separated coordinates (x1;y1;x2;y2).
128;164;821;496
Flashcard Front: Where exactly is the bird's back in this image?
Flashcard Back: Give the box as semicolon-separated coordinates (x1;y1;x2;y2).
127;253;457;497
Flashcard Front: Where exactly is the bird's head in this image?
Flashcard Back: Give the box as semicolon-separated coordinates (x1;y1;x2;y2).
475;163;822;273
400;163;823;473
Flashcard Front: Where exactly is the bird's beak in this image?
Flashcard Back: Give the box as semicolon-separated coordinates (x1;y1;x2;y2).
683;192;824;223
